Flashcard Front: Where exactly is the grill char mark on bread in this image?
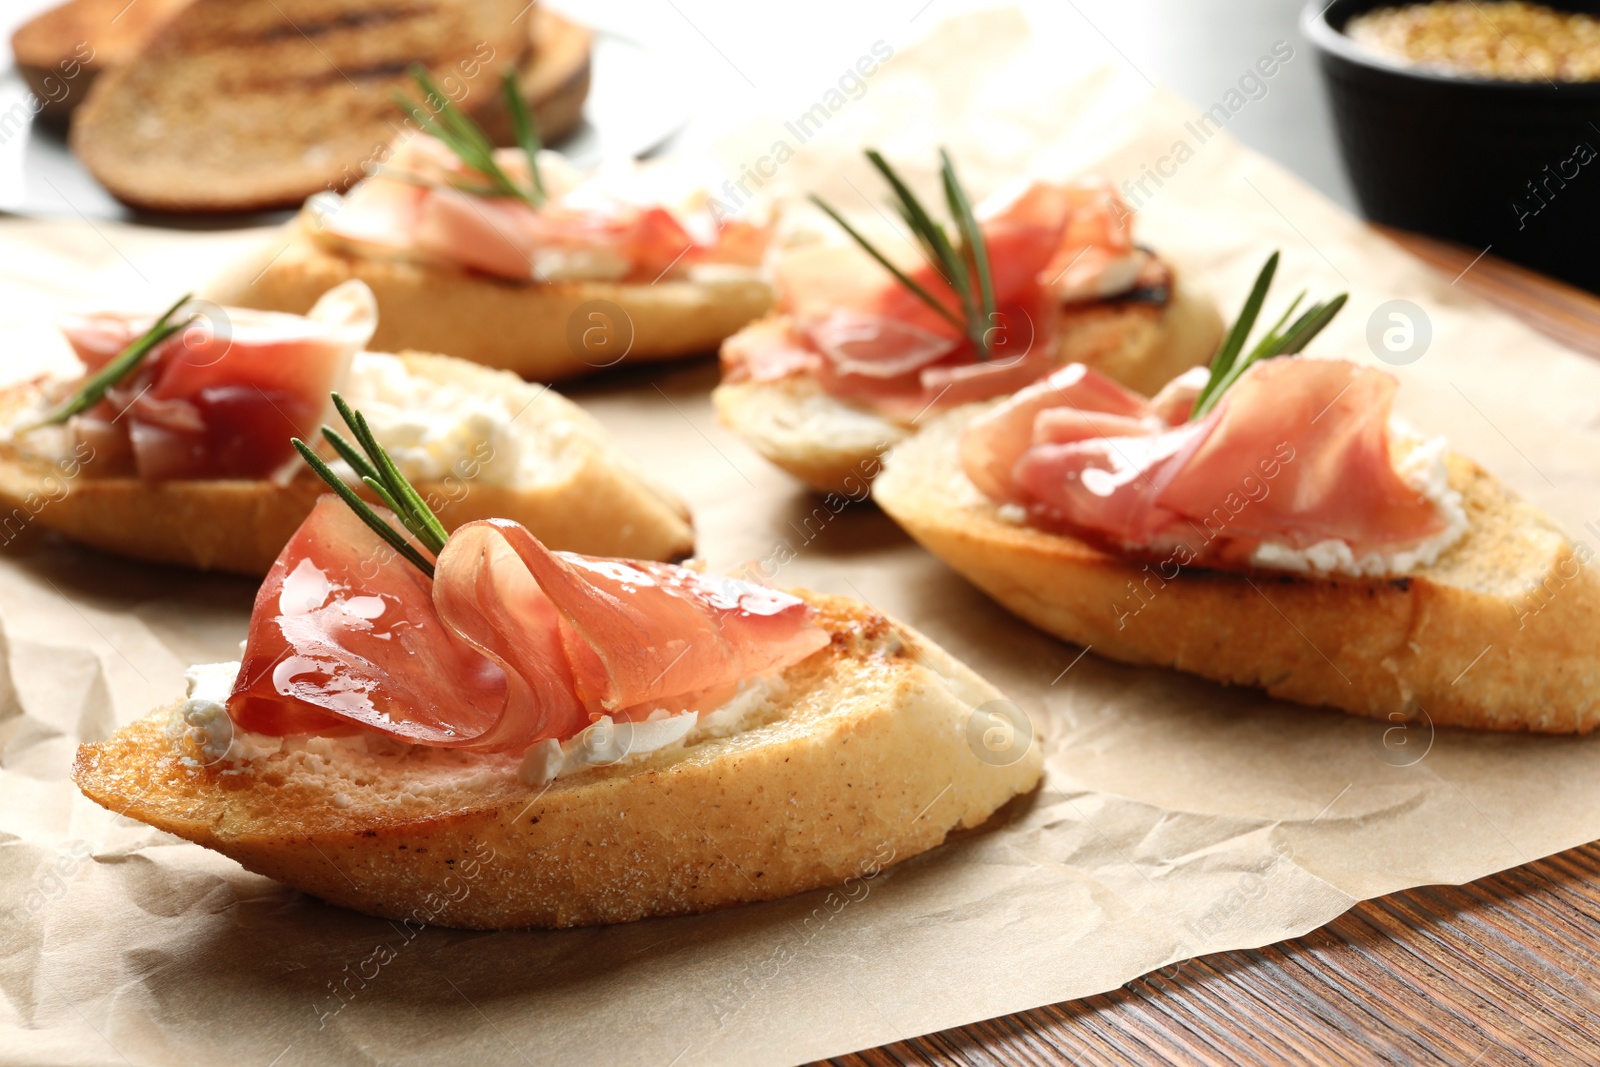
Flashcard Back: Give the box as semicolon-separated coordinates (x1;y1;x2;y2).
69;0;589;212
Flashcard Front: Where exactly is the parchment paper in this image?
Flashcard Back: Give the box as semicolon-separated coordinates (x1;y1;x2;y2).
5;11;1600;1066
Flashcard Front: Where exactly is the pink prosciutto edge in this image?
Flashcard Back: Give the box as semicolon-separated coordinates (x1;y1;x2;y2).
721;179;1173;421
41;283;376;482
226;497;829;753
959;356;1463;573
313;135;769;283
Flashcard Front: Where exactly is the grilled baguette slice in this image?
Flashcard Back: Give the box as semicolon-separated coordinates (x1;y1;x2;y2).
71;593;1043;929
70;0;531;213
204;221;774;381
473;7;591;148
873;406;1600;733
22;0;588;135
713;269;1224;494
0;352;692;573
11;0;190;121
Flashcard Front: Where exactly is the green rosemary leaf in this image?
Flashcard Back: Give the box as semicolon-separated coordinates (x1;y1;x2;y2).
320;425;381;484
292;438;437;578
808;194;965;331
940;148;996;357
1190;253;1279;420
1275;294;1348;355
330;392;449;554
32;294;193;428
865;150;973;321
1190;257;1348;420
360;474;407;518
503;66;546;203
397;66;537;207
364;416;449;552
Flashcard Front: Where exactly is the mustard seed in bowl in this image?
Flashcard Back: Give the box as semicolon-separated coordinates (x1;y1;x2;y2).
1346;1;1600;82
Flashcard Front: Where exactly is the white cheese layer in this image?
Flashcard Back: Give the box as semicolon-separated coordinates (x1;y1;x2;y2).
337;352;542;486
169;662;785;779
166;660;283;764
516;676;783;785
1249;422;1469;578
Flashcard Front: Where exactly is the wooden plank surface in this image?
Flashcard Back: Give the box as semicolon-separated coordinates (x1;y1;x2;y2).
826;231;1600;1067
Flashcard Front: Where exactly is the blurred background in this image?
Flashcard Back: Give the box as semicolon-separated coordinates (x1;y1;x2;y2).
2;0;1595;288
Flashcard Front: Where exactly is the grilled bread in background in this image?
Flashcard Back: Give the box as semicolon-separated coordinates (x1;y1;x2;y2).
475;7;592;149
61;0;591;212
10;0;190;121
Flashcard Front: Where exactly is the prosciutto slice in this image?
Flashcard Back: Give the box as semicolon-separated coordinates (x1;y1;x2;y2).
724;178;1155;419
59;282;375;482
229;498;830;751
961;356;1451;567
321;134;759;283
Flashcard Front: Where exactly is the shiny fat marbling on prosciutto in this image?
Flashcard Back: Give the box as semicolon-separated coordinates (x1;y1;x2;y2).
228;499;830;751
960;356;1453;570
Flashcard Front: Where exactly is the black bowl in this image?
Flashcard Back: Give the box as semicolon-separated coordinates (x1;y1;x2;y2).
1304;0;1600;293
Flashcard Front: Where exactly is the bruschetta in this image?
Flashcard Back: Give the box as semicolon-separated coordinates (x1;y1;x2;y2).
71;402;1041;928
873;255;1599;732
205;69;772;381
713;150;1224;493
0;281;692;572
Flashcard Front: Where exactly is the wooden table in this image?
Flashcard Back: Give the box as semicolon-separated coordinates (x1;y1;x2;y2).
827;231;1600;1067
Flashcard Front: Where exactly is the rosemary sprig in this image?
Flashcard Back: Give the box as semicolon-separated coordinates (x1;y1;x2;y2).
31;294;195;428
291;392;448;578
503;66;546;202
392;65;546;207
810;147;998;359
1189;253;1348;421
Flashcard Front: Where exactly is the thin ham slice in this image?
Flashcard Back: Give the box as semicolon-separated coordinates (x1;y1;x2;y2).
58;281;375;482
961;357;1451;567
228;497;512;742
229;500;830;751
961;363;1154;502
321;134;745;284
437;520;831;714
727;178;1155;419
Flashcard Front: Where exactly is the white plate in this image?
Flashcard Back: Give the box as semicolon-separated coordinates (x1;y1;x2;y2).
0;7;686;226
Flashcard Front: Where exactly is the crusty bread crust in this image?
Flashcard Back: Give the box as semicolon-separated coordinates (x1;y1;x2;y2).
204;224;773;381
472;8;591;148
0;353;693;573
71;593;1044;929
70;0;532;213
874;408;1600;733
26;2;587;137
11;0;191;121
712;270;1224;494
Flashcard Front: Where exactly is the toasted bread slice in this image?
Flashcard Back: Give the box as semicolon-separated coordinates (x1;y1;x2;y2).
71;593;1043;929
20;1;587;136
70;0;531;213
11;0;191;122
203;221;773;380
712;270;1224;494
472;7;591;149
874;407;1600;733
0;352;692;573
